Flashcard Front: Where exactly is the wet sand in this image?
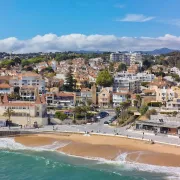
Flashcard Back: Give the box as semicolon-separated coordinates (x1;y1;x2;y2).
15;133;180;167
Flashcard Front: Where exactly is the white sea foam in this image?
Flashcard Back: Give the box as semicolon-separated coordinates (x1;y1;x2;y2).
111;153;180;179
0;138;69;151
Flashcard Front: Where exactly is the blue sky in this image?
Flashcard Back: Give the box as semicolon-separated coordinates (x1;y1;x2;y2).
0;0;180;52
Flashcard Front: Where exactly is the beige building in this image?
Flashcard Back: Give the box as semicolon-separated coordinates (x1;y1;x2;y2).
98;87;112;108
0;94;47;126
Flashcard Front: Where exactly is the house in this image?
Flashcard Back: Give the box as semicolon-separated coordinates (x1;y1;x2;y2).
113;92;130;107
98;87;112;108
0;94;47;126
127;64;139;74
81;88;92;100
0;83;13;94
156;87;175;103
46;92;76;107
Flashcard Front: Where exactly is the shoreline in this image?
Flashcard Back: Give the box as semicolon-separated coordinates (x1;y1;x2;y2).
12;132;180;167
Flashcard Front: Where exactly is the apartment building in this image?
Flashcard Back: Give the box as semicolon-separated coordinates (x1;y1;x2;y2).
113;91;130;107
113;73;140;93
9;72;46;94
114;72;155;82
46;92;76;107
129;53;142;67
156;87;175;103
110;52;130;65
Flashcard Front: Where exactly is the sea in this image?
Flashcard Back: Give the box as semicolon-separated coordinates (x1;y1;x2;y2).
0;138;180;180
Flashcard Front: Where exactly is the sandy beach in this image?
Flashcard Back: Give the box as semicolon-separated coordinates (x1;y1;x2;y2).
15;133;180;167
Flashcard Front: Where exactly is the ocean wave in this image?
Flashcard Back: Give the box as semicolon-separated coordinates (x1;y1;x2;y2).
108;152;180;179
60;151;180;179
0;138;69;151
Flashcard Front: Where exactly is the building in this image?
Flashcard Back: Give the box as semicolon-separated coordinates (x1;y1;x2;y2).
113;91;130;107
114;72;155;82
0;83;13;94
46;92;76;107
135;115;180;135
156;87;175;103
80;88;92;101
0;94;47;126
113;74;140;93
110;52;130;65
129;53;142;67
127;64;139;74
19;86;37;100
9;72;46;95
98;87;112;108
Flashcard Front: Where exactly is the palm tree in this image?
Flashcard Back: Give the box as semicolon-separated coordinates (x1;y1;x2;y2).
3;108;15;121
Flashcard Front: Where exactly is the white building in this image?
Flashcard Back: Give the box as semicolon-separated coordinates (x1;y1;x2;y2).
110;52;130;65
171;67;180;76
156;87;175;102
113;77;140;93
129;53;143;67
9;72;46;94
114;72;155;82
113;92;129;107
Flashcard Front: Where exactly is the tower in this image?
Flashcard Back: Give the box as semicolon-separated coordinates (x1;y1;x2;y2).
91;84;97;105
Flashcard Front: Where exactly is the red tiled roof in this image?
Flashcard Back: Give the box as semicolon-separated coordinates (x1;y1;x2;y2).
2;102;34;107
0;83;11;88
56;92;75;97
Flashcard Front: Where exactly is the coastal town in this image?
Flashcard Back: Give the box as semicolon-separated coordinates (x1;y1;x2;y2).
0;50;180;143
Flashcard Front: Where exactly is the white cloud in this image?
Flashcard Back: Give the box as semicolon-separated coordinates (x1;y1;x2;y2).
0;33;180;53
114;3;125;8
117;14;155;22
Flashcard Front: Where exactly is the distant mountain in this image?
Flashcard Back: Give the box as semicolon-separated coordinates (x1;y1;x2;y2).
142;48;180;55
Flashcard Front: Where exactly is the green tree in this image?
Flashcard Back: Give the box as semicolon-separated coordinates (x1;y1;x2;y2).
143;59;152;70
140;105;148;115
14;57;21;65
109;62;114;72
135;95;142;108
117;63;127;72
96;70;113;87
145;109;157;119
55;111;68;121
64;66;75;92
3;108;15;121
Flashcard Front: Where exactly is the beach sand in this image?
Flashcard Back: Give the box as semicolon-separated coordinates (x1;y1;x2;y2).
15;133;180;167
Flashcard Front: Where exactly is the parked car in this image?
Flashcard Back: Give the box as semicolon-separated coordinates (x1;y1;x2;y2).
104;121;109;125
96;112;109;119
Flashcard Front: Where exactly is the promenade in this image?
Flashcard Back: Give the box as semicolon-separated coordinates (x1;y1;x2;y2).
1;113;180;146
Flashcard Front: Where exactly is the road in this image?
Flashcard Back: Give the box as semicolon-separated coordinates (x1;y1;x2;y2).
1;111;180;146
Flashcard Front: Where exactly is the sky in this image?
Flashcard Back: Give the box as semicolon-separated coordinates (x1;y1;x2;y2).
1;0;180;53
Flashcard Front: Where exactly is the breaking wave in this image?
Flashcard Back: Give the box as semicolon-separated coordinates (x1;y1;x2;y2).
0;138;69;151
